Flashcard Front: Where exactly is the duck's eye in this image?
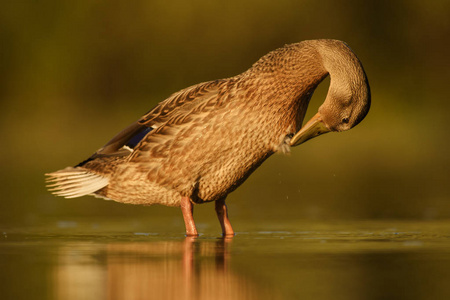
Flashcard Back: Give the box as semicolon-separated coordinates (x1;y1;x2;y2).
342;117;349;124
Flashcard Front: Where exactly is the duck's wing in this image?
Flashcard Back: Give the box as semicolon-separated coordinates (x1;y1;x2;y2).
126;78;234;162
81;79;231;165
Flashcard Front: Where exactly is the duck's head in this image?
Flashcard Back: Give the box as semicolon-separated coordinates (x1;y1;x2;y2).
290;40;371;146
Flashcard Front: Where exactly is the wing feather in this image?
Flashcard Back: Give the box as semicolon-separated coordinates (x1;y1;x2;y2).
128;78;235;161
78;78;235;168
138;79;228;127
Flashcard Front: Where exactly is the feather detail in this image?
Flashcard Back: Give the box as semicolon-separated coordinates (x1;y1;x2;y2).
126;79;238;163
45;167;109;199
138;79;229;128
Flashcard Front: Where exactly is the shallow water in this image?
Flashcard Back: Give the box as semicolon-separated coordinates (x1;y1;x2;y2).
1;219;450;300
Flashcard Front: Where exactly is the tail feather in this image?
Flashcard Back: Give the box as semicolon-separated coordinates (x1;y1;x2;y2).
45;167;109;199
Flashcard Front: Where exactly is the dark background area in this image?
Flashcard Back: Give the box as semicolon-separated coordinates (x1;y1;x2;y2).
1;0;449;227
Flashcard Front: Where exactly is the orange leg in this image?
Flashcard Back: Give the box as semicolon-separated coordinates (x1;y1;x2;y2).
181;197;198;236
215;198;235;236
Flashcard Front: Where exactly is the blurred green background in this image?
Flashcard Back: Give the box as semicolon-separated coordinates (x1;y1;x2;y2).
1;0;449;228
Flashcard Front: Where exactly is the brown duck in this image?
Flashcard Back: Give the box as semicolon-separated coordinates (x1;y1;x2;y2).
46;39;371;236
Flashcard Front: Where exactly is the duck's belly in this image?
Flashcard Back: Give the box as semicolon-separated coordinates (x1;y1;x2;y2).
105;166;183;207
104;145;273;207
193;150;273;203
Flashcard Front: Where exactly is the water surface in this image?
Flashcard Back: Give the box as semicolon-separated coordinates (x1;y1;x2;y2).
1;220;450;300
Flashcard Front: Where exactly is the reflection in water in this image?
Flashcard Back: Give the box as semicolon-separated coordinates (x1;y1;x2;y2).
53;237;278;300
3;221;450;300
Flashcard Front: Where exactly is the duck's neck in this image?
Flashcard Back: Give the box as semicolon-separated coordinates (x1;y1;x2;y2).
240;42;329;134
246;42;329;101
248;40;369;99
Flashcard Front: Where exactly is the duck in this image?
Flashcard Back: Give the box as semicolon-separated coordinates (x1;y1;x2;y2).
46;39;371;237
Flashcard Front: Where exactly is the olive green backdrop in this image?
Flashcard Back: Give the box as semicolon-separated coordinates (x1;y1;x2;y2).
1;0;449;226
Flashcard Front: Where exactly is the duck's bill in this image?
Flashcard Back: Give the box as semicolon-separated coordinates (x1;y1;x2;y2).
290;112;331;146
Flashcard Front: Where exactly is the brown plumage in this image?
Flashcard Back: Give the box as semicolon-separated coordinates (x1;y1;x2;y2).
46;39;371;236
